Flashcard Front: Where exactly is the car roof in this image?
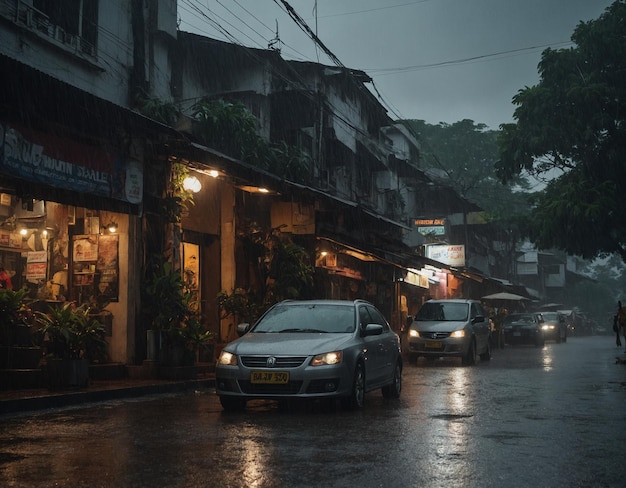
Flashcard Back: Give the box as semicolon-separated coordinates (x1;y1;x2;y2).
424;299;478;304
277;299;372;307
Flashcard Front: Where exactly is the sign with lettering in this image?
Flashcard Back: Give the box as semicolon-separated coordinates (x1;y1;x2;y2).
415;218;446;236
425;244;466;267
0;123;142;205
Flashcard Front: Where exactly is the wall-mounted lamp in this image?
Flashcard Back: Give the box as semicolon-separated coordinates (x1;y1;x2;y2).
183;175;202;193
19;228;28;236
106;222;118;233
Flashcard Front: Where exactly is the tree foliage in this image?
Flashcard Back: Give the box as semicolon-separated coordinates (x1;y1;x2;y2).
496;0;626;261
402;119;531;220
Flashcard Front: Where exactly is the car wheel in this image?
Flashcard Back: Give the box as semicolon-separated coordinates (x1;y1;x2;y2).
342;362;365;409
382;360;402;399
479;340;491;361
219;396;246;412
461;339;477;366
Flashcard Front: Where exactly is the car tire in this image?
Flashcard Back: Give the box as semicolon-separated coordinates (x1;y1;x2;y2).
342;362;365;409
479;340;491;361
461;339;477;366
382;360;402;399
219;396;247;412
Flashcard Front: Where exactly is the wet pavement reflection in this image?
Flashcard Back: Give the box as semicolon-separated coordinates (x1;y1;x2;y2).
1;336;625;487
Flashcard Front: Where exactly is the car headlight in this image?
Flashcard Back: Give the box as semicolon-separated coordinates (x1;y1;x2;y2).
311;351;342;366
450;330;465;338
541;325;555;330
217;351;238;366
408;329;420;338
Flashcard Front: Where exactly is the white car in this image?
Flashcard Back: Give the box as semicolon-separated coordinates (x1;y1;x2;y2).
407;299;491;366
216;299;403;411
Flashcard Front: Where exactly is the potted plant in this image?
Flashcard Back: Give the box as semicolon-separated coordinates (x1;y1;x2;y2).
142;258;214;376
0;288;42;388
35;301;107;389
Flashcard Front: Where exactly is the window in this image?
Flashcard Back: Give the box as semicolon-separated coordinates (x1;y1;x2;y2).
33;0;98;55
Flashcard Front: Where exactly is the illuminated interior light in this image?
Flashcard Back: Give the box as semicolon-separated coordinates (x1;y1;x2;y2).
183;175;202;193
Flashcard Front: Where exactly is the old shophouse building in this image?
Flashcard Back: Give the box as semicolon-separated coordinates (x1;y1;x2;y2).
1;0;506;388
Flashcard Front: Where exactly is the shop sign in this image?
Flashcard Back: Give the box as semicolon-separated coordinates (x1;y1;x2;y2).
425;244;465;267
404;269;429;289
0;230;22;248
0;123;143;205
415;218;446;236
26;250;47;282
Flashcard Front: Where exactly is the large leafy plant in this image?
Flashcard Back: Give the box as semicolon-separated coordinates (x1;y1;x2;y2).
35;302;107;361
142;258;213;349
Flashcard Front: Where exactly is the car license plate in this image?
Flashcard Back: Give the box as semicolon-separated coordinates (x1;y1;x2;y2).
425;341;442;349
250;371;289;384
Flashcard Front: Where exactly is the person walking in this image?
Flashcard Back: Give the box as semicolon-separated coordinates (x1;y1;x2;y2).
614;315;622;347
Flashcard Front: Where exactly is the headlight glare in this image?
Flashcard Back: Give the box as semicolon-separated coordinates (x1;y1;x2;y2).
217;351;238;366
408;329;419;338
311;351;342;366
451;330;465;338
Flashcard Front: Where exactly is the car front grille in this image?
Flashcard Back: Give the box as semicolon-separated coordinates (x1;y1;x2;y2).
421;331;449;340
241;356;307;368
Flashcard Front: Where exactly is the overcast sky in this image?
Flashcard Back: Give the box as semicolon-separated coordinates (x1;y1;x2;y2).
178;0;614;130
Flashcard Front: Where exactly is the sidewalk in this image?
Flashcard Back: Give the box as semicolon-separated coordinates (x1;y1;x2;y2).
0;373;216;417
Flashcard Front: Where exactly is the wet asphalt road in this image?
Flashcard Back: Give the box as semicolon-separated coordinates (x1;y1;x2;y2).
1;335;625;488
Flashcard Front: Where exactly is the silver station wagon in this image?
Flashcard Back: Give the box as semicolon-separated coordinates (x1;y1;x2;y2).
407;299;491;366
215;299;402;411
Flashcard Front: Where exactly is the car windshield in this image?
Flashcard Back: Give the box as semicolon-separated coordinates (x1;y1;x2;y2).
252;303;356;333
504;314;534;324
416;302;468;321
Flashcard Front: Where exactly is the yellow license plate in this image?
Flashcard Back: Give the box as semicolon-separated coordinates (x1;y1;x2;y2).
425;341;442;349
250;371;289;384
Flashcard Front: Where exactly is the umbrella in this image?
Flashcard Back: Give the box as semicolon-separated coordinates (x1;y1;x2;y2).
481;292;530;301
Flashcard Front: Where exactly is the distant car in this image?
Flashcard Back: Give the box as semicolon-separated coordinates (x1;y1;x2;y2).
406;299;491;366
215;299;402;411
503;313;545;347
539;312;567;343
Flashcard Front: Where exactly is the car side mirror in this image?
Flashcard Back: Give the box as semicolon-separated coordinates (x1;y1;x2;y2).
237;323;251;336
363;323;383;336
473;315;485;324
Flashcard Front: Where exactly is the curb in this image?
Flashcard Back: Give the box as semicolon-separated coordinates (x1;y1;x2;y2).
0;379;216;417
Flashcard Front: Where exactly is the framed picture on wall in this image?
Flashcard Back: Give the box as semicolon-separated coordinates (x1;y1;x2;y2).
97;234;119;302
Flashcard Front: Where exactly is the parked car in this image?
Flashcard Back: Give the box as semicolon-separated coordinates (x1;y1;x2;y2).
539;312;567;343
406;299;491;366
503;313;545;347
215;299;402;411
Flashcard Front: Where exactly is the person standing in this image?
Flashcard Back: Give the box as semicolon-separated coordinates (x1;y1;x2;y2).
0;264;13;290
614;315;622;347
618;301;626;352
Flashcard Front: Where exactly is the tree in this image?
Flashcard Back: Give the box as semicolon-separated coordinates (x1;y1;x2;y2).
496;1;626;261
402;119;531;220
